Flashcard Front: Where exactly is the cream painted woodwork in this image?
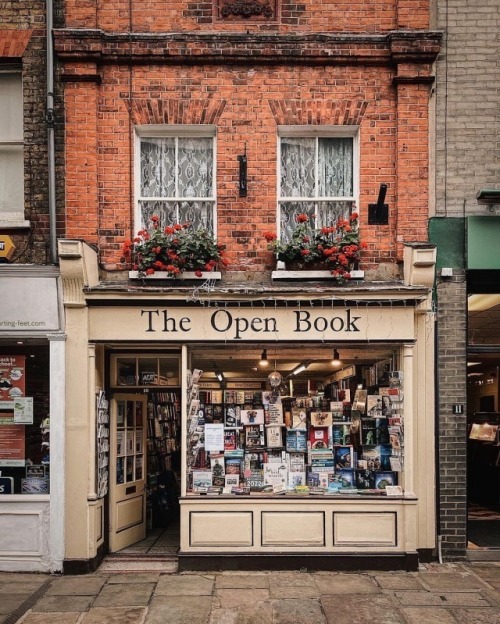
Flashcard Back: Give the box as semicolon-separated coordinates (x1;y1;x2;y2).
109;394;147;552
180;497;417;554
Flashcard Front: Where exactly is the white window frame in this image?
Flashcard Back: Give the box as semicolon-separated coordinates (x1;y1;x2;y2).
277;125;359;240
134;125;217;233
0;69;29;228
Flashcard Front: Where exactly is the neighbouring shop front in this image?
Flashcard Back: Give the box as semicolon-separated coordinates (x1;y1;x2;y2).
0;265;65;572
59;241;436;572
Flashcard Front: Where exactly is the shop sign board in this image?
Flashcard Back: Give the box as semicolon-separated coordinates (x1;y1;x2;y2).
0;235;15;260
0;277;61;332
89;306;415;342
0;476;14;494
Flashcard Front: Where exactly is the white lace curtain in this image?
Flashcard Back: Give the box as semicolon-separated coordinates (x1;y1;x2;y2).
139;137;214;231
280;137;354;240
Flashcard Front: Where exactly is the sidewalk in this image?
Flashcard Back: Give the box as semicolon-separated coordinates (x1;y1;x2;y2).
1;562;499;624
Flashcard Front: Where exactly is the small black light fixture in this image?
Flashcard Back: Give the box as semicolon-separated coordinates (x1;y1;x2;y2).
237;145;247;197
331;349;342;368
259;349;269;367
368;183;389;225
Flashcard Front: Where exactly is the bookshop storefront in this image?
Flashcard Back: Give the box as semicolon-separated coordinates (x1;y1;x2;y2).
59;244;436;572
0;266;65;572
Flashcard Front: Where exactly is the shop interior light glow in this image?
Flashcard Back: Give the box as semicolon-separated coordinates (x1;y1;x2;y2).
259;349;269;367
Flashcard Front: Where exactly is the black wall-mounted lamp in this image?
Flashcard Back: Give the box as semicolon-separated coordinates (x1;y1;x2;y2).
238;146;247;197
368;183;389;225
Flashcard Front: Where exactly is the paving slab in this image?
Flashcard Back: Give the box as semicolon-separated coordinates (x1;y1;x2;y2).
145;595;212;624
373;574;426;590
315;573;380;594
0;579;48;594
393;590;490;607
0;594;33;615
401;607;458;624
155;573;214;596
418;572;491;591
471;565;500;583
271;598;326;624
209;604;273;624
80;606;147;623
451;607;500;624
92;583;155;607
19;612;81;624
32;595;94;613
322;593;406;624
215;573;269;589
269;584;321;599
46;576;107;596
216;589;269;609
106;573;160;584
269;572;316;587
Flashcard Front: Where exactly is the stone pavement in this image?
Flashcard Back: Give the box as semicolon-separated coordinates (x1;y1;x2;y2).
1;562;499;624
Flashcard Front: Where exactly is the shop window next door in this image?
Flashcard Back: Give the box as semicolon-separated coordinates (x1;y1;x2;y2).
109;395;147;552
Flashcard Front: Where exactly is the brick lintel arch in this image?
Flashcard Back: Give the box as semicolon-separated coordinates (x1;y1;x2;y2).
125;97;227;126
268;99;368;126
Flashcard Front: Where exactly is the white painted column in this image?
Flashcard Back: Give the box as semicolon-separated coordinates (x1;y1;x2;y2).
87;344;97;501
48;333;66;572
403;343;415;497
181;344;188;497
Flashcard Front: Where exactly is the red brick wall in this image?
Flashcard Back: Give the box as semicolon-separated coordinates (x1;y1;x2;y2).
64;0;430;33
59;0;437;274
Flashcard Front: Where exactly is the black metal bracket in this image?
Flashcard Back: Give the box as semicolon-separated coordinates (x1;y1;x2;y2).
368;183;389;225
238;149;247;197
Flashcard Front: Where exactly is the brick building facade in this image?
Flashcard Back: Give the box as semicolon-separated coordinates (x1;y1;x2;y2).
54;2;442;571
433;0;500;559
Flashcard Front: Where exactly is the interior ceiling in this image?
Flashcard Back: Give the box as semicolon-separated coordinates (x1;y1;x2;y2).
189;344;397;382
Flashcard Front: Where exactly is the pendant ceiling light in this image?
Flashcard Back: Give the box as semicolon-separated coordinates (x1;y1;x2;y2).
268;350;282;388
259;349;269;367
331;349;342;367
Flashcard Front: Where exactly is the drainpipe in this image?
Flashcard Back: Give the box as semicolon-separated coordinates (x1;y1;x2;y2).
46;0;57;264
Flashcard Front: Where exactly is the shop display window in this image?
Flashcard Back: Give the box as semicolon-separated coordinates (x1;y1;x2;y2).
112;354;180;387
185;349;405;497
0;348;50;495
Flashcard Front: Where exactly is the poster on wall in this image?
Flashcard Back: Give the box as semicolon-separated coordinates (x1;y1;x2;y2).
0;356;26;400
14;397;34;424
0;425;25;466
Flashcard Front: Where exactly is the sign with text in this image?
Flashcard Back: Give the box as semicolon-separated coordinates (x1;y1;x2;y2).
89;306;415;342
0;425;25;466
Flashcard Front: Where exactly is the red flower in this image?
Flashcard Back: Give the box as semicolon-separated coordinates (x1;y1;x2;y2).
173;224;183;231
195;270;203;277
145;268;155;275
361;241;368;249
151;215;159;223
264;231;277;242
350;212;359;222
300;249;310;256
164;226;174;235
302;236;310;243
133;237;141;243
296;213;309;223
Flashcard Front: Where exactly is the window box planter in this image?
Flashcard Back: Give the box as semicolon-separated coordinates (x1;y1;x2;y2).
128;271;222;281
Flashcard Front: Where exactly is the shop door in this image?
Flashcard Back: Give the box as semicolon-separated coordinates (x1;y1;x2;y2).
109;394;147;552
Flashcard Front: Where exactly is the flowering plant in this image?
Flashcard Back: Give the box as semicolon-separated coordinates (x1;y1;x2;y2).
264;211;366;282
123;216;227;278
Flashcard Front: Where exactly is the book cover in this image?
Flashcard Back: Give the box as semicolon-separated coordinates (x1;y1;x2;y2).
224;405;240;428
244;451;265;472
291;407;307;430
375;471;397;490
330;401;344;421
266;425;283;448
224;474;239;488
212;404;224;423
352;388;367;413
288;452;305;472
334;468;355;488
191;469;212;491
286;429;307;452
375;418;390;445
224;429;237;451
332;424;350;446
225;457;242;475
263;463;288;488
288;471;306;488
309;427;329;449
310;411;333;427
245;424;265;448
361;445;392;471
266;402;284;425
247;470;264;489
366;395;383;417
335;446;354;469
224;390;236;404
241;408;265;425
235;390;245;404
355;469;376;489
360;418;377;445
210;453;225;478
